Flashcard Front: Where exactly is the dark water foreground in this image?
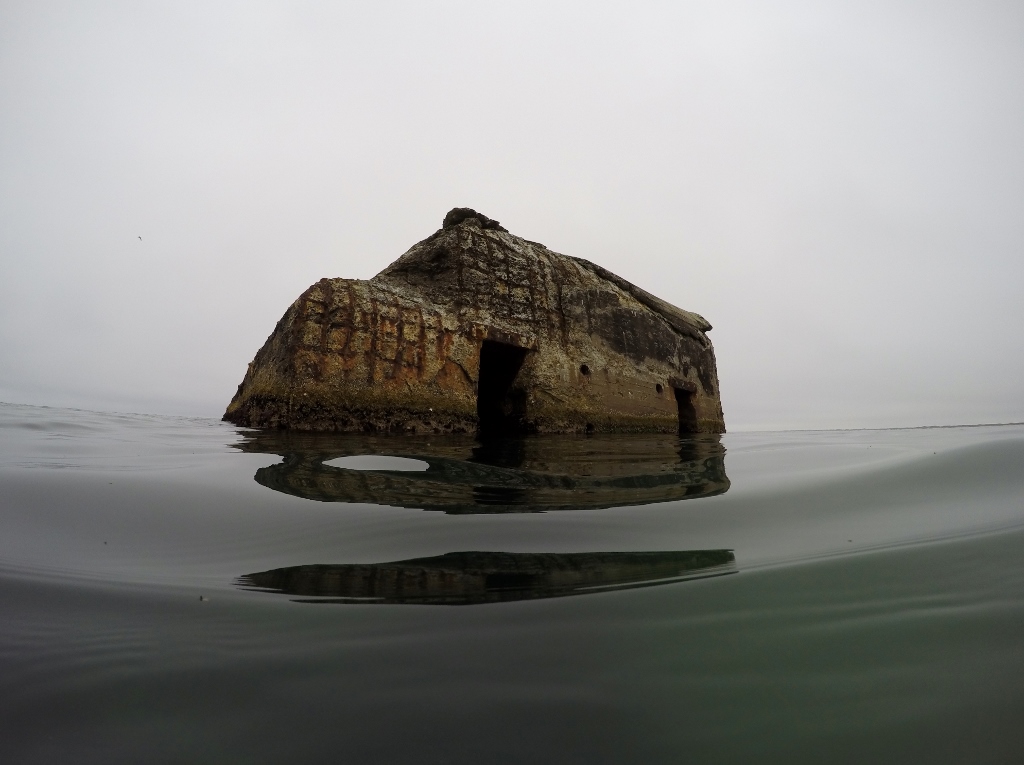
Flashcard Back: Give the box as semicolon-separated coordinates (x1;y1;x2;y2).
1;403;1023;763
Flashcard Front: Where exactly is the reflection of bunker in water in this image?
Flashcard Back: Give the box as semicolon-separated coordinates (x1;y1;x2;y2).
234;432;730;513
238;550;736;606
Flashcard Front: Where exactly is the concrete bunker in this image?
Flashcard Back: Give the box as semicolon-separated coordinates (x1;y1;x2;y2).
223;208;726;435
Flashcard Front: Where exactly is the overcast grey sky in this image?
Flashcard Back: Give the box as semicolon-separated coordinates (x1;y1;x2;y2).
1;0;1021;430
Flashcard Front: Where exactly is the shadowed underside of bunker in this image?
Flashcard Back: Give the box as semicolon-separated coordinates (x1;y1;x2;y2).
224;209;726;435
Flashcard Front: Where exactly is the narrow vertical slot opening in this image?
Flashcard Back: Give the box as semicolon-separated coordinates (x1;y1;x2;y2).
477;341;529;436
674;387;698;434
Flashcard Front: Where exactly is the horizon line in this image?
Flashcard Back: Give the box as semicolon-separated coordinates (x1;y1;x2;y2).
1;399;1022;435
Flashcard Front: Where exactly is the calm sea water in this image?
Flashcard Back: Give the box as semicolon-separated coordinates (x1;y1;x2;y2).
1;402;1023;763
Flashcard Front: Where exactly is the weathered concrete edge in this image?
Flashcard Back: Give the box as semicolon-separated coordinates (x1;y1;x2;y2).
570;257;712;337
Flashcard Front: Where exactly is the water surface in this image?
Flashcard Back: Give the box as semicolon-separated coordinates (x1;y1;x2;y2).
1;403;1022;763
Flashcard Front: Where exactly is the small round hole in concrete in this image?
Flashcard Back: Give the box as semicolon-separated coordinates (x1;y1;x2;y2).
656;383;664;394
579;364;590;376
324;455;429;472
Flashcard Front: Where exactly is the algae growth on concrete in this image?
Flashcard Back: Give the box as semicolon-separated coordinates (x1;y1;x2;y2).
224;208;725;434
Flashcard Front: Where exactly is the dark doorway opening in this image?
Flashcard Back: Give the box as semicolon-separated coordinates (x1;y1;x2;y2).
674;387;698;434
477;341;529;436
